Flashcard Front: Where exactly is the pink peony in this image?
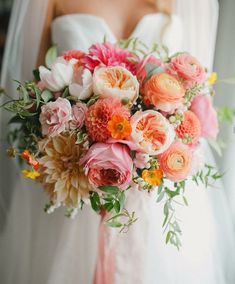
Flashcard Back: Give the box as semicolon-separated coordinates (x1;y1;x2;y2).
80;142;133;189
82;42;137;74
158;141;192;182
70;102;88;130
39;98;72;137
190;95;219;139
136;55;162;87
168;53;206;85
85;97;130;142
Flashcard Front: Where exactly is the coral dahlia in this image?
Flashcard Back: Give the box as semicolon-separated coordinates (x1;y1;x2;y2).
85;98;130;142
176;111;201;145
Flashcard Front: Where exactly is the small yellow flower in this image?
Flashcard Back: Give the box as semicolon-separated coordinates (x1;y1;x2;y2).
22;169;40;180
208;72;217;85
142;169;163;186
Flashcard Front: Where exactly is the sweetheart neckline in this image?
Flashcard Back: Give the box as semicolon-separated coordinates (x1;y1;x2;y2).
52;12;169;41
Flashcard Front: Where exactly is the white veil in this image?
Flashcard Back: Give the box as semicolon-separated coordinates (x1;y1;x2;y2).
0;0;48;223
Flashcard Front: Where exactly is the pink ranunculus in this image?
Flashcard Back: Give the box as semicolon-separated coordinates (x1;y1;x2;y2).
70;102;88;130
136;55;162;86
169;53;206;85
80;142;133;190
39;57;74;92
39;98;72;137
82;42;137;74
190;95;219;139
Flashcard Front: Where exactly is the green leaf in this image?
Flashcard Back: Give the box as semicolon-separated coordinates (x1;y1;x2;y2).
21;85;29;103
45;46;58;69
62;87;69;98
33;69;40;81
8;115;23;124
183;196;188;206
165;187;180;199
166;231;172;244
164;202;169;216
34;87;42;109
90;192;100;213
118;191;125;211
156;191;165;203
104;202;114;212
99;185;119;194
114;200;121;213
41;90;53;103
106;220;123;228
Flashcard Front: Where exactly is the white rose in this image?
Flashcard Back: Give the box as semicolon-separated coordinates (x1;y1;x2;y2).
93;66;139;104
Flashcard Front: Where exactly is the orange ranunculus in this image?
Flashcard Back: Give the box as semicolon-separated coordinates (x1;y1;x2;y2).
142;169;163;186
158;142;192;182
107;115;132;139
143;73;185;112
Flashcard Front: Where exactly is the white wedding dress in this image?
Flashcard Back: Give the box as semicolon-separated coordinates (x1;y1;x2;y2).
1;6;235;284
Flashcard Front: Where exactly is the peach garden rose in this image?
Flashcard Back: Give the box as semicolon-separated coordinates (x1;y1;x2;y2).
129;110;175;155
93;66;139;104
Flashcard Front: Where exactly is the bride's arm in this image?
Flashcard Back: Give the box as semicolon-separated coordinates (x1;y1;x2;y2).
36;0;56;66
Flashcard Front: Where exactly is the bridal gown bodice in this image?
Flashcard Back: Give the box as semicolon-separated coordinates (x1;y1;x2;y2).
51;13;182;55
1;12;235;284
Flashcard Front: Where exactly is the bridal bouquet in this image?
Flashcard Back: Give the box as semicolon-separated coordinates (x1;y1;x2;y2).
3;39;221;247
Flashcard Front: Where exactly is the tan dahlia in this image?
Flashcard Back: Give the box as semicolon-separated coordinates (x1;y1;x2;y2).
38;133;92;207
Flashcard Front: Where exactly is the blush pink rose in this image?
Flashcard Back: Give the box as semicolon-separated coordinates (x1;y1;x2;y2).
190;95;219;139
39;98;72;137
82;42;137;74
80;142;133;190
136;55;162;86
158;141;192;182
70;102;88;130
169;53;206;85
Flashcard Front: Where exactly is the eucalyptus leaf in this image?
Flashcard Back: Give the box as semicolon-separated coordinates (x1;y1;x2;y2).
41;90;53;103
156;191;165;203
45;46;58;69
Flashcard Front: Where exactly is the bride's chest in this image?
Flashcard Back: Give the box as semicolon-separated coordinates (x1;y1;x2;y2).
51;13;183;54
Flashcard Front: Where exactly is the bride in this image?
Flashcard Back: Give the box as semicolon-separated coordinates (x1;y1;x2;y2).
1;0;235;283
